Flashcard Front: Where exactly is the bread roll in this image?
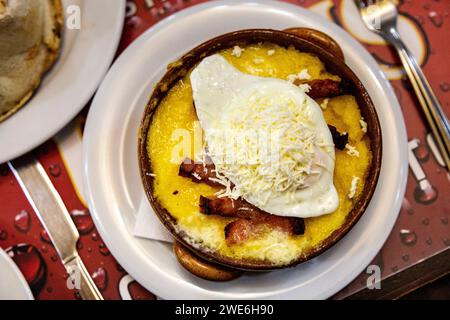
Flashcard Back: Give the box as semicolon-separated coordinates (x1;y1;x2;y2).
0;0;62;122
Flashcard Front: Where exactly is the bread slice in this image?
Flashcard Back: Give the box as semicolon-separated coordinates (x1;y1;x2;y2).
0;0;63;122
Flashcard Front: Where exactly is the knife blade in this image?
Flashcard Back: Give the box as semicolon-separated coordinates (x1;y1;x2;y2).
8;154;103;300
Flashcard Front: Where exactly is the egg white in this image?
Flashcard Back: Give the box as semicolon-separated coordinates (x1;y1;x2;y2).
190;54;339;218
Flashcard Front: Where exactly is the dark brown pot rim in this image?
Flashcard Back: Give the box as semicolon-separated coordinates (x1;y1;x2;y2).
138;29;382;271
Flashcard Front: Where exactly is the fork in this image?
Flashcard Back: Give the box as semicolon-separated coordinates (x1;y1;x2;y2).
354;0;450;171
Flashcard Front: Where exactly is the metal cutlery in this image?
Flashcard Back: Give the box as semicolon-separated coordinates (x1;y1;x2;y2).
354;0;450;171
8;154;103;300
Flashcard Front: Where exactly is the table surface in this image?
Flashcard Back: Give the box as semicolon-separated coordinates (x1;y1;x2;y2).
0;0;449;300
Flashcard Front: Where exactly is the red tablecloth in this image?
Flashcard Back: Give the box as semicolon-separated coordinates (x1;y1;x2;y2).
0;0;449;300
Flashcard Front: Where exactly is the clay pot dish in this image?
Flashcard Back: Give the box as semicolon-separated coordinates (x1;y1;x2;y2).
138;28;382;276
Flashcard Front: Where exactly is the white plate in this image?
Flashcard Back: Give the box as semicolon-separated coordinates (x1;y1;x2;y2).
83;0;408;299
0;0;125;163
0;249;33;300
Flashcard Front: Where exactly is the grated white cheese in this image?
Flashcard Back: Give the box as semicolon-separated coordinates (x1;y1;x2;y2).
267;49;275;56
204;92;327;204
360;117;368;133
348;176;360;199
253;58;264;64
345;144;360;157
146;173;156;177
207;177;227;187
298;83;311;93
231;46;244;57
287;69;311;83
320;98;329;110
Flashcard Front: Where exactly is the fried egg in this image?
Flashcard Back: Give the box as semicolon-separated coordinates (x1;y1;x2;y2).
190;54;339;218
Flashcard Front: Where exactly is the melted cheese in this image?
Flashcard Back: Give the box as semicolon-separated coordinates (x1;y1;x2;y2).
287;69;311;82
348;176;360;199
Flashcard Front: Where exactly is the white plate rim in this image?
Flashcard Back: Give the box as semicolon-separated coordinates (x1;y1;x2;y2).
0;0;126;164
83;0;408;299
0;249;34;300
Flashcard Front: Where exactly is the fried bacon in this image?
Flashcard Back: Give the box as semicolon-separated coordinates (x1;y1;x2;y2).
200;196;305;245
179;160;305;244
224;219;253;245
294;79;349;99
328;125;349;150
178;157;222;187
200;196;259;218
224;216;305;245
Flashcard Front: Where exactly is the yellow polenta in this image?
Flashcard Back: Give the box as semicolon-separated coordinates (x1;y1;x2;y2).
147;43;372;266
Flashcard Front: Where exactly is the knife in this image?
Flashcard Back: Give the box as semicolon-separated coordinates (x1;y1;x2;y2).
8;154;103;300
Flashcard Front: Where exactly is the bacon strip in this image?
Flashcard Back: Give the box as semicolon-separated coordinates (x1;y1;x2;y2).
178;157;222;187
224;219;253;245
179;161;305;245
200;196;259;219
224;217;305;245
294;79;349;99
328;125;349;150
200;196;305;245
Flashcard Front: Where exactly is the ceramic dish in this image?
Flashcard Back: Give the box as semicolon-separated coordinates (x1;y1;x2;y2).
138;29;382;272
0;249;33;300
